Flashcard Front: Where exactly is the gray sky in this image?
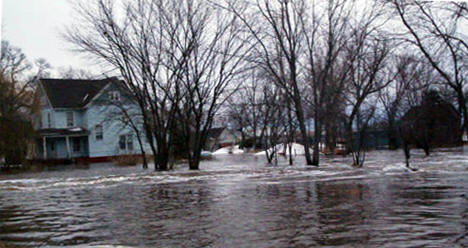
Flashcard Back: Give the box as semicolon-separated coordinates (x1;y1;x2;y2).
1;0;94;73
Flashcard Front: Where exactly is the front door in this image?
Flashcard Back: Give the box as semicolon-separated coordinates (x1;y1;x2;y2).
72;138;81;156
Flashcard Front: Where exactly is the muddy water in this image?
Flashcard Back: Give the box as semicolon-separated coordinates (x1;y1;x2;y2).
0;149;467;247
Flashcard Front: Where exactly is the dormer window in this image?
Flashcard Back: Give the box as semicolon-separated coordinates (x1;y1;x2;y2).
109;91;120;101
66;111;74;127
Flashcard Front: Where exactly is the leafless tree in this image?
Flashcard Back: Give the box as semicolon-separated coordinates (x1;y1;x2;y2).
226;0;315;165
300;0;391;167
100;87;150;169
0;41;46;165
226;72;262;150
65;0;189;170
241;72;264;151
345;35;394;167
226;100;249;147
391;1;468;136
378;55;438;150
259;83;287;164
398;59;445;167
0;41;31;82
174;2;251;170
379;55;415;150
65;0;249;170
301;0;356;164
57;66;95;79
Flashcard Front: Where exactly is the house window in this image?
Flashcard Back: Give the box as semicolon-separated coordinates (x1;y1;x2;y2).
66;111;74;127
73;139;81;152
119;134;134;151
127;135;133;151
119;135;126;150
47;112;51;128
109;91;120;101
95;124;103;140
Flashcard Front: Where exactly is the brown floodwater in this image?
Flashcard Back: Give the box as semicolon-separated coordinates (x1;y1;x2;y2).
0;149;467;247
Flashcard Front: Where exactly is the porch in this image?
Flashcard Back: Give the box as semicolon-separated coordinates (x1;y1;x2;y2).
36;128;89;160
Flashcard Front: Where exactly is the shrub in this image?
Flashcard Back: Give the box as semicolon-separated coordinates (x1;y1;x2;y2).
112;155;141;166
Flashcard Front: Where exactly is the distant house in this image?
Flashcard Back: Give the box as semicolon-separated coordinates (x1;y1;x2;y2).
35;78;149;163
204;127;240;151
400;94;462;148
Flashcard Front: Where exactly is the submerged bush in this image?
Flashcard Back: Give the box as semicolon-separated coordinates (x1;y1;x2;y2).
112;155;142;166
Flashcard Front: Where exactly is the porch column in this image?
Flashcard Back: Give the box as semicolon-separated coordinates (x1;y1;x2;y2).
42;137;47;159
66;136;71;158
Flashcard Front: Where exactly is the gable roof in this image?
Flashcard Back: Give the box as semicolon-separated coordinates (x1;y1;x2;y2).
207;127;225;139
39;78;115;108
401;101;459;123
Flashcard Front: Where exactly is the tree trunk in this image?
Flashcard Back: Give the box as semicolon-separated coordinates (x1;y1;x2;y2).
288;142;293;165
189;153;200;170
133;127;148;169
387;119;399;150
252;123;257;151
148;141;157;170
265;148;274;164
403;141;410;168
294;104;313;165
155;141;169;171
458;94;468;142
346;121;353;155
312;120;321;166
240;131;246;150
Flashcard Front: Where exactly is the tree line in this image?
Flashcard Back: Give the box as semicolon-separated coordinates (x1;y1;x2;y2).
62;0;468;170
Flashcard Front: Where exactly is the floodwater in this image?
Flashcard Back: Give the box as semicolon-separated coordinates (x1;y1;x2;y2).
0;149;467;247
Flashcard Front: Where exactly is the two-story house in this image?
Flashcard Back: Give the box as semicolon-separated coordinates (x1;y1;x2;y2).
35;77;149;163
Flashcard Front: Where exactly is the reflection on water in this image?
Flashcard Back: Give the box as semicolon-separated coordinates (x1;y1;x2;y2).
0;150;467;247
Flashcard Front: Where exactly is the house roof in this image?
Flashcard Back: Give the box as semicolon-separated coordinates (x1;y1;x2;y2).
401;102;459;122
39;78;116;108
207;127;225;139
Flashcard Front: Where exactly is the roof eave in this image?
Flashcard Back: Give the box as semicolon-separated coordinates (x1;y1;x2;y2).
38;79;55;109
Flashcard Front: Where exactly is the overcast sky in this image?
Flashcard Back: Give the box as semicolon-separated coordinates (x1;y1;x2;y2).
1;0;94;73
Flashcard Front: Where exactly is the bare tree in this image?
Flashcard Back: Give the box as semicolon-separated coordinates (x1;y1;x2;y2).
300;0;391;167
100;86;150;169
65;0;192;170
378;55;438;150
226;73;261;150
259;83;287;164
65;0;249;170
0;41;31;82
379;55;415;150
391;1;468;137
301;0;356;165
57;66;95;79
0;41;44;166
398;60;444;167
175;1;251;170
226;100;249;147
227;0;315;165
345;35;393;167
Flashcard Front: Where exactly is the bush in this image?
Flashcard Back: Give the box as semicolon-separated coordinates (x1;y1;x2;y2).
112;155;141;166
0;117;34;165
